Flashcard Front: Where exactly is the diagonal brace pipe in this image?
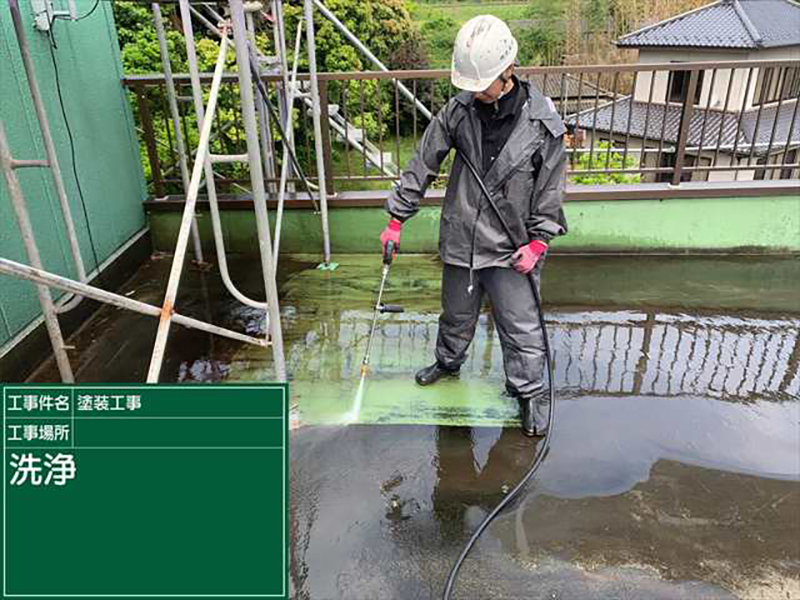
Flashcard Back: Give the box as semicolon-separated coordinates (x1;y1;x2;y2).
146;27;231;383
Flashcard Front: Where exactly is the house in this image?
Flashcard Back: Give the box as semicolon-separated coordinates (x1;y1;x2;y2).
567;0;800;182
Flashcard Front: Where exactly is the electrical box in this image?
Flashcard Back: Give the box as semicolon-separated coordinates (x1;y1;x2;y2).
31;0;77;32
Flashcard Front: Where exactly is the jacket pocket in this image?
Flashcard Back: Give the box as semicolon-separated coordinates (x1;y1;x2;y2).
503;161;536;202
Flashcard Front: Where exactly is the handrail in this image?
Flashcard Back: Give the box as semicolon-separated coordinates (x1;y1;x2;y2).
127;57;800;196
121;58;800;86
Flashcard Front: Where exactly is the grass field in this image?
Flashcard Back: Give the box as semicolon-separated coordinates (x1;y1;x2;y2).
410;2;531;68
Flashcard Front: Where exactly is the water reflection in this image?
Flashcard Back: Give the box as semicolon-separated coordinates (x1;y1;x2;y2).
289;309;800;403
290;418;798;599
432;428;537;543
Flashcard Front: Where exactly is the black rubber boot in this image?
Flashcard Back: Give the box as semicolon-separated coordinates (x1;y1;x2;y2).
519;395;549;437
415;362;460;386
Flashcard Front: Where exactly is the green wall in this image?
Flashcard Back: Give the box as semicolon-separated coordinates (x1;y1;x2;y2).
149;195;800;257
0;3;146;350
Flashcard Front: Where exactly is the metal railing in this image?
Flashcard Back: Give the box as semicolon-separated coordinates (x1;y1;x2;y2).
125;58;800;197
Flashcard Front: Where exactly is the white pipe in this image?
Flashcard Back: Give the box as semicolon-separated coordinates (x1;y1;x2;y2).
230;0;287;381
178;0;268;311
9;0;87;313
147;29;231;383
304;0;332;264
0;120;74;382
152;2;204;264
273;17;304;260
0;257;267;348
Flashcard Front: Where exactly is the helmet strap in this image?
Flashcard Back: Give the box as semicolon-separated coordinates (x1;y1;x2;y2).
493;72;513;110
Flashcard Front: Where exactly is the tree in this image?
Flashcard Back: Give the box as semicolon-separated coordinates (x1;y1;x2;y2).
281;0;426;72
517;1;566;66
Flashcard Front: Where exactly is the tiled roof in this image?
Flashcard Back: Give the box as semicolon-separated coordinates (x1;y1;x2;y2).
566;96;800;156
616;0;800;49
742;99;800;148
524;73;612;99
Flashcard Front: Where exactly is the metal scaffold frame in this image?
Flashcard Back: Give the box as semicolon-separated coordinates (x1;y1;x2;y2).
2;0;426;382
1;0;295;383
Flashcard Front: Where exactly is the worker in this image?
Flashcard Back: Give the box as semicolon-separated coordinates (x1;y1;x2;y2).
379;15;568;437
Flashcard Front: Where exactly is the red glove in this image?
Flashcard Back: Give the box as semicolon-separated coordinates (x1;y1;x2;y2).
380;218;402;257
512;240;547;274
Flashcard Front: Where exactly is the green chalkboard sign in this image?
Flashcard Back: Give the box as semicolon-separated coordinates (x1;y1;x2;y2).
2;384;288;598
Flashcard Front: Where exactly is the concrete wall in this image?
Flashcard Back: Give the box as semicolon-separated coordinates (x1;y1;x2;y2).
0;3;147;352
148;194;800;256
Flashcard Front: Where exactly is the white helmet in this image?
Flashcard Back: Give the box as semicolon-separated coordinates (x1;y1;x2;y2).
451;15;518;92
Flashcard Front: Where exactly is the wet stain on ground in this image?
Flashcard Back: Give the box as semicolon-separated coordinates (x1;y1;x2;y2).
27;253;800;599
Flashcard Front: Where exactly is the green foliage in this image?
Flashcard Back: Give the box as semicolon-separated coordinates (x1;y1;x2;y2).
114;0;428;191
410;2;528;68
282;0;426;72
583;0;612;30
516;1;566;66
570;141;641;184
420;16;458;63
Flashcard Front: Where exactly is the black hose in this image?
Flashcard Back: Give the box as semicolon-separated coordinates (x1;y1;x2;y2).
246;50;321;212
442;148;556;599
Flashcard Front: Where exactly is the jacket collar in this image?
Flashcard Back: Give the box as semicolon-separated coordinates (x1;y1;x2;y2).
453;80;566;192
455;80;552;121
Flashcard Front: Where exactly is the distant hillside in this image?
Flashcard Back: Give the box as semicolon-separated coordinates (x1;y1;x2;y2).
410;2;530;68
411;0;710;68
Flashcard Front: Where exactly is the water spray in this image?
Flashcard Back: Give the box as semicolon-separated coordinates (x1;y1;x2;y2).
345;240;404;423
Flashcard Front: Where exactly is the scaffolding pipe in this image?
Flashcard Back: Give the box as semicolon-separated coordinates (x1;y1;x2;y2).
304;0;332;264
273;17;304;261
11;159;49;169
246;7;279;195
230;0;287;381
189;4;223;38
177;0;269;311
0;257;268;348
192;2;321;206
311;0;432;120
210;153;250;163
200;2;281;196
0;120;74;382
146;27;231;383
9;0;87;314
272;0;297;193
273;0;291;127
152;2;204;264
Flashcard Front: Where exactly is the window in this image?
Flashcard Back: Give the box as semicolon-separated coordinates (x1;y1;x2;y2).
668;67;704;105
754;155;768;181
754;67;800;106
781;149;798;180
658;151;695;182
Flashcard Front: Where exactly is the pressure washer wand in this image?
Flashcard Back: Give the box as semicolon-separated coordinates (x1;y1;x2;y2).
360;240;404;380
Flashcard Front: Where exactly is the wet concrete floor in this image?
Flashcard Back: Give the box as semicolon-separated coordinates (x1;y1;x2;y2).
28;254;800;599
